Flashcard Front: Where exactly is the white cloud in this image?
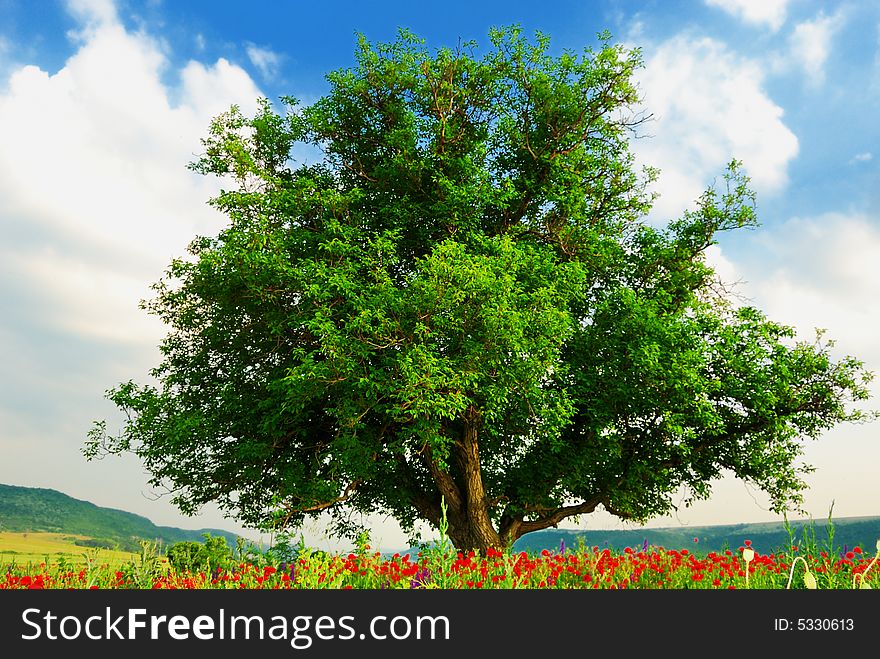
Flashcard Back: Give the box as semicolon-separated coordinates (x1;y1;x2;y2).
0;6;263;345
850;152;873;164
0;32;24;87
246;43;283;80
65;0;118;29
788;11;846;86
741;213;880;367
632;35;799;223
714;213;880;422
704;0;790;32
0;0;272;541
7;249;168;344
703;244;741;292
674;212;880;526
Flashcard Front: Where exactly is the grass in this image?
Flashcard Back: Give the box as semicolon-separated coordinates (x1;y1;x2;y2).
0;531;142;569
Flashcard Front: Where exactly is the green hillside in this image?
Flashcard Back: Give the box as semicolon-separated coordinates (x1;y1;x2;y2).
512;516;880;556
0;483;242;553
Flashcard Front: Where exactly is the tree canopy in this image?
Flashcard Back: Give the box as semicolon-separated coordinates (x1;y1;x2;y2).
85;26;874;552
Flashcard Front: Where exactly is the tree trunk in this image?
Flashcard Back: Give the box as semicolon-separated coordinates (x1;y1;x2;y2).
443;407;503;553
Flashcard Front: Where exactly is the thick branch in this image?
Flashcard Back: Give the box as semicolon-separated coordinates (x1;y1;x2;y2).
423;445;463;513
501;495;603;543
297;479;361;512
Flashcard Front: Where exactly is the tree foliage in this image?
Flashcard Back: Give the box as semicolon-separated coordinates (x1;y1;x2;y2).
85;26;874;552
165;535;233;573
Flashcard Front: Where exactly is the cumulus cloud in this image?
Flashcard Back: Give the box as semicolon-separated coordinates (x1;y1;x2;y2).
246;43;283;80
708;212;880;372
704;0;790;32
631;35;799;223
0;8;262;345
739;213;880;368
65;0;118;29
788;11;846;86
0;0;265;533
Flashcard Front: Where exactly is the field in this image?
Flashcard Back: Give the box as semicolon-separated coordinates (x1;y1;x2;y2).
0;532;141;568
2;529;878;590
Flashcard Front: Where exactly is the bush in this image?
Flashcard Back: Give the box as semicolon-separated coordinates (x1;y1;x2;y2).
165;534;232;573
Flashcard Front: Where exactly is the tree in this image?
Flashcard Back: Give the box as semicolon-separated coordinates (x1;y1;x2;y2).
165;534;233;573
85;26;874;553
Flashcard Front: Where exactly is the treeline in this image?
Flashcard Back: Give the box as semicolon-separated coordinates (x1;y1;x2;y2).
512;516;880;556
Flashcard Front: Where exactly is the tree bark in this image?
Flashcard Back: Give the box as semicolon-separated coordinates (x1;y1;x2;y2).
442;407;503;553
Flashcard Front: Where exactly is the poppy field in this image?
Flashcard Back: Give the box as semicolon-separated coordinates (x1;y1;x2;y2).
2;533;878;590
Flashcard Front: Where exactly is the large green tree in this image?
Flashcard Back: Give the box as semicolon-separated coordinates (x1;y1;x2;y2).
86;27;873;553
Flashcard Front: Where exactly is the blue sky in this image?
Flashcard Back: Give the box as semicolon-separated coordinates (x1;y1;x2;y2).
1;0;879;552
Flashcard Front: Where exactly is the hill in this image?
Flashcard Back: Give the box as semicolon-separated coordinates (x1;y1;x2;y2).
0;483;242;553
511;516;880;556
4;482;877;559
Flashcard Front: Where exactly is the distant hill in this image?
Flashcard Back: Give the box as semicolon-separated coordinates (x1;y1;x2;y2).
511;516;880;556
0;484;242;553
5;482;878;559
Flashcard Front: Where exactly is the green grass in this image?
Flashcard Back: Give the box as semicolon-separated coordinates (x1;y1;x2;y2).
0;531;143;569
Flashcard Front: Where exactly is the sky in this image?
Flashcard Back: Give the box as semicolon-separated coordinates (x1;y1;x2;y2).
1;0;879;553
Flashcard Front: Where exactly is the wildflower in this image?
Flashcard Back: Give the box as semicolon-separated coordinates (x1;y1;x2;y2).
409;567;432;589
